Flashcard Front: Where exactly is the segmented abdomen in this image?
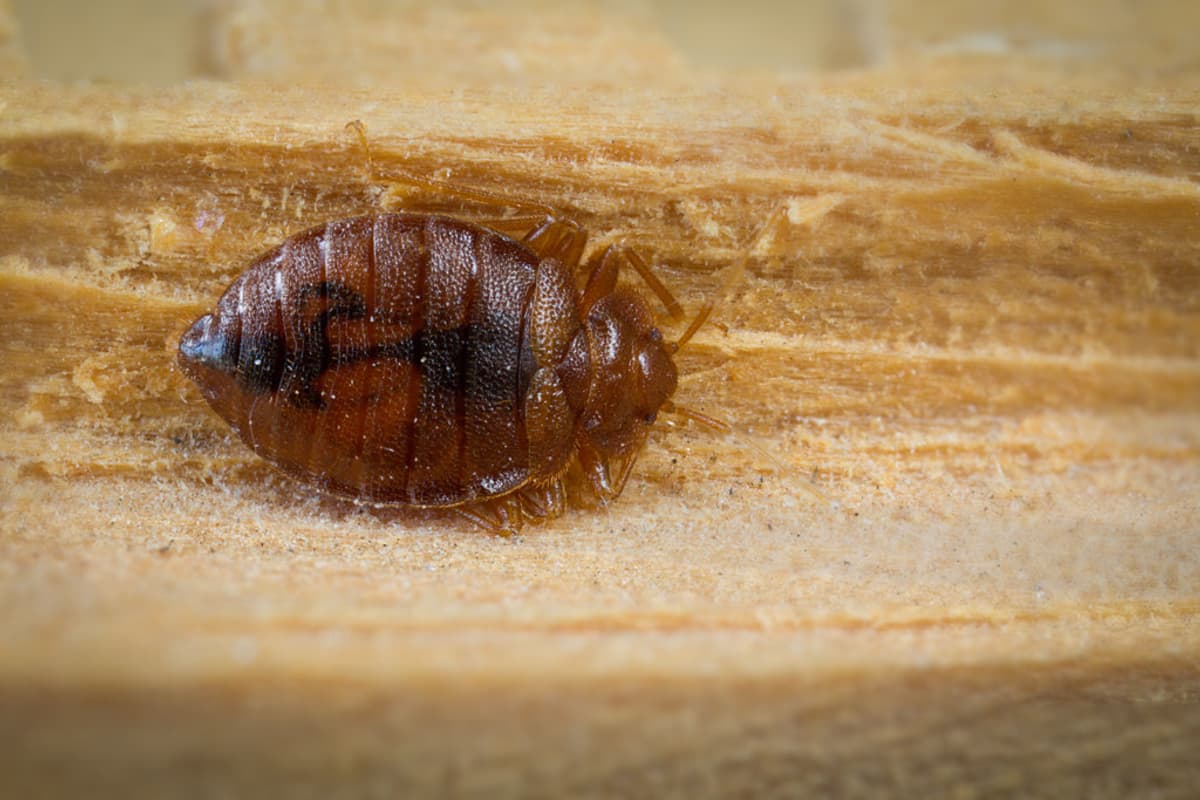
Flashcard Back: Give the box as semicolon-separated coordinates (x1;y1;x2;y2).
222;213;540;505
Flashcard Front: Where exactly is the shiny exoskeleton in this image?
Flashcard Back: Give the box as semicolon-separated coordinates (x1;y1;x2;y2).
178;212;687;532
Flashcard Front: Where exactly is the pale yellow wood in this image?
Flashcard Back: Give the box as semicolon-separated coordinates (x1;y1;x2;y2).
1;2;1198;797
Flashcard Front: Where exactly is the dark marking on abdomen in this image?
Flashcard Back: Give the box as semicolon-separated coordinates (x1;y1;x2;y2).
234;280;528;411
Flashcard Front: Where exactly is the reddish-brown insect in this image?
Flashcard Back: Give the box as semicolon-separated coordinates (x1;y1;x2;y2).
178;209;714;533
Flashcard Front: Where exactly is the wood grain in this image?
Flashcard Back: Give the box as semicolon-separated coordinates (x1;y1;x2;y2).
1;2;1198;797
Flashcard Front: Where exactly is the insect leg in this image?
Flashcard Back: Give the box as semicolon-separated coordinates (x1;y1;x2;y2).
578;245;684;320
578;245;620;315
521;217;588;268
546;479;566;516
515;479;568;521
575;440;639;504
466;214;554;240
576;440;612;500
608;453;639;500
451;500;521;537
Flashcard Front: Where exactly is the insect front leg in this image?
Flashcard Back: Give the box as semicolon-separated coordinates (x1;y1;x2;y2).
579;245;684;320
576;440;638;505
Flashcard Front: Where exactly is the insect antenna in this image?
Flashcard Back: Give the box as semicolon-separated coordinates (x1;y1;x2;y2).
661;401;729;433
667;301;713;355
662;201;829;503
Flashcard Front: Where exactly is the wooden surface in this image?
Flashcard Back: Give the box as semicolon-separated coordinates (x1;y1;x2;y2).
2;2;1199;797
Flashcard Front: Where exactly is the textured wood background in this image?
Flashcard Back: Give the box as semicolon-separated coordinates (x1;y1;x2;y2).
2;1;1198;797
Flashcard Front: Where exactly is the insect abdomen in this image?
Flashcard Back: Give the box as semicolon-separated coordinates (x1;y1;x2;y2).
186;214;542;505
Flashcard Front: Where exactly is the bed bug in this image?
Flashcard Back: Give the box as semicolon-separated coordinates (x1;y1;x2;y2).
178;205;718;534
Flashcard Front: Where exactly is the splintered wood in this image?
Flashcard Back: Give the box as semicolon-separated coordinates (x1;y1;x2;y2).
1;3;1198;797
